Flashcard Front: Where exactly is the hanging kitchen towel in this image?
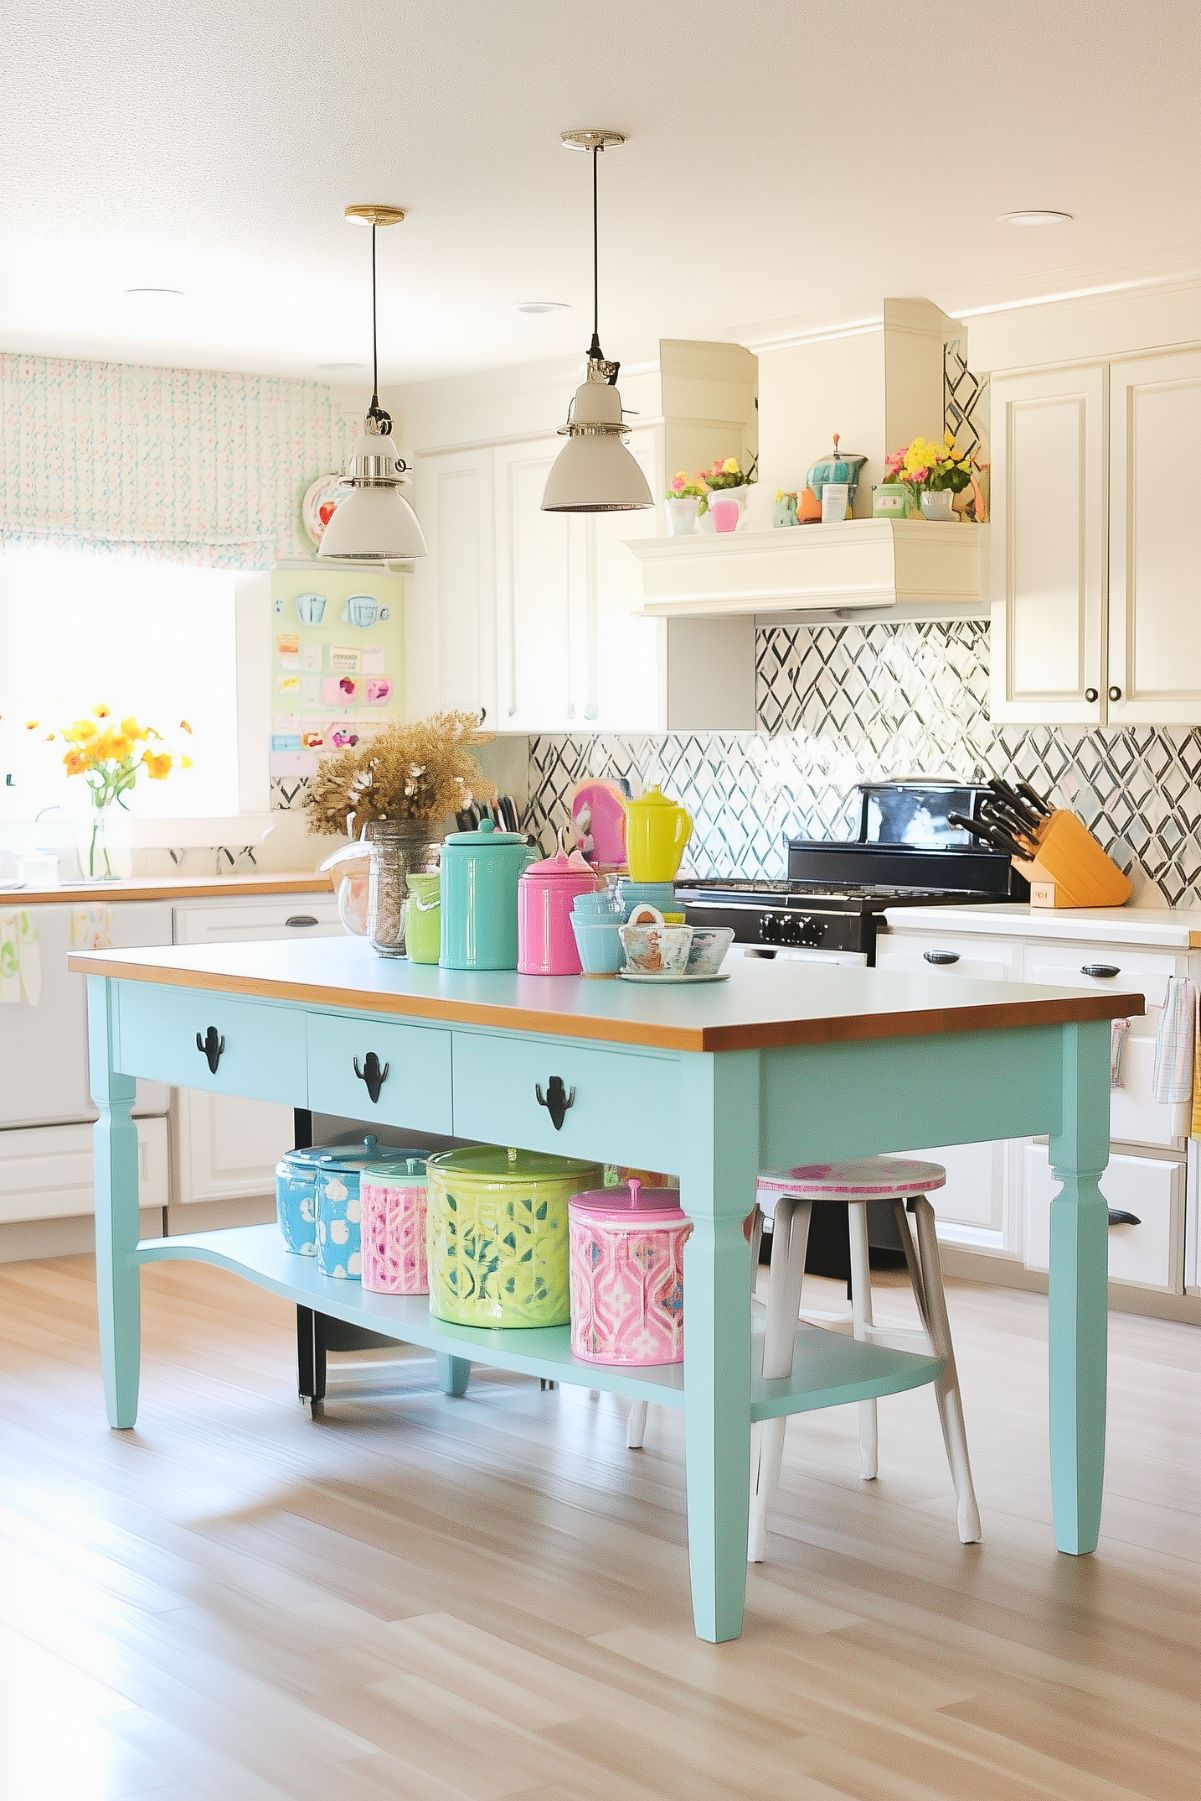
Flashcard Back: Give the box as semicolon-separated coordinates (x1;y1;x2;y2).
1110;1016;1130;1088
1193;993;1201;1139
0;909;39;1005
70;904;112;951
1153;976;1196;1105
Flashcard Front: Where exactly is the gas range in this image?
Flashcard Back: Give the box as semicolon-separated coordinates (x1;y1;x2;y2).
675;781;1027;963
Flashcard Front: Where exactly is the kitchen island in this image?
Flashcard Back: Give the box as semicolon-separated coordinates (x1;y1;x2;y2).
71;937;1140;1643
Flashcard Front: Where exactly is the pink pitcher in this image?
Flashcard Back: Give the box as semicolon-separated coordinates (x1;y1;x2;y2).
517;827;601;975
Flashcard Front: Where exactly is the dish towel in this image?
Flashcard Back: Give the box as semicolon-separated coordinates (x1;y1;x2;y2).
1193;1002;1201;1139
1153;976;1196;1105
70;904;113;951
0;910;40;1005
1110;1017;1131;1088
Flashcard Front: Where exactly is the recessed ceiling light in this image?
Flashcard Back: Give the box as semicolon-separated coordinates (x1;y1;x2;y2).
996;210;1074;227
123;286;184;296
517;300;570;314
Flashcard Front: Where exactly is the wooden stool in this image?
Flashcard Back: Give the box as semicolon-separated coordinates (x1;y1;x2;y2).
624;1157;981;1562
749;1156;981;1560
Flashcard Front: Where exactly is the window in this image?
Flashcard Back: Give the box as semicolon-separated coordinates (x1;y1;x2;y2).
0;546;242;817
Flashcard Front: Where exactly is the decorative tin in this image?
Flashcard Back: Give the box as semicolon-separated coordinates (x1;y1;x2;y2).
439;817;536;970
568;1178;692;1366
313;1140;423;1280
426;1145;603;1327
360;1153;431;1294
275;1135;380;1257
517;828;600;975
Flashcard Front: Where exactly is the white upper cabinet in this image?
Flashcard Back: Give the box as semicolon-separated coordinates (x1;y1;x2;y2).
493;436;577;731
991;344;1201;726
1108;350;1201;725
407;447;497;724
990;363;1107;725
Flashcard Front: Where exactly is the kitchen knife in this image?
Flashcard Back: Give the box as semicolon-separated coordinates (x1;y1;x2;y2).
948;812;1036;860
1016;779;1054;818
983;783;1043;837
980;795;1042;843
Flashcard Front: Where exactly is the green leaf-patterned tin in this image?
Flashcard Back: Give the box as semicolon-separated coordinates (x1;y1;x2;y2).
426;1145;602;1328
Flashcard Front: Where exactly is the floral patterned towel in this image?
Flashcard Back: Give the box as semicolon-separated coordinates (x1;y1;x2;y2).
0;910;40;1005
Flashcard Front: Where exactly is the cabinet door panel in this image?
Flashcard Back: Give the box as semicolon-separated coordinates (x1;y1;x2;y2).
1022;1142;1181;1293
990;365;1106;724
408;449;496;719
584;429;665;731
1109;350;1201;724
494;437;574;731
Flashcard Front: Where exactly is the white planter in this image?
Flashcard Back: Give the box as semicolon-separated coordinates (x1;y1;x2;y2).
664;496;701;536
706;487;749;534
920;489;956;522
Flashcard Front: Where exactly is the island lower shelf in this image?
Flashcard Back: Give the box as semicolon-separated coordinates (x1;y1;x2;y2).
136;1224;943;1419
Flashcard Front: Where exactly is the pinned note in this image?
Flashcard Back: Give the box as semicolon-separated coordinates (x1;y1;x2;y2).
361;646;386;674
323;674;359;704
277;674;301;697
328;645;361;673
366;676;393;704
276;632;301;670
299;643;323;671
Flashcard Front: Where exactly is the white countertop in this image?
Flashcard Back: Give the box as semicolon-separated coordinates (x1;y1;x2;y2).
882;902;1201;950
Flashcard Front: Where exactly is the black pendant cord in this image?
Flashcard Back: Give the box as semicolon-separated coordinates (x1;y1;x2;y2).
589;144;601;360
366;221;391;434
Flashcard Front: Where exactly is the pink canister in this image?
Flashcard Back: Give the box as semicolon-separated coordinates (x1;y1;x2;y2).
517;828;601;976
360;1153;430;1294
569;1179;692;1366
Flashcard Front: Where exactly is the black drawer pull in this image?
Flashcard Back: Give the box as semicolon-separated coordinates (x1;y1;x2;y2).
923;950;960;966
285;914;319;927
196;1026;225;1073
1081;963;1120;978
1107;1208;1140;1228
353;1051;390;1104
535;1075;575;1131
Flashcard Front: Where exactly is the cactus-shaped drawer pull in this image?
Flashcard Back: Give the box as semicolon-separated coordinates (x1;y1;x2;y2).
353;1050;390;1104
535;1075;575;1131
196;1026;225;1073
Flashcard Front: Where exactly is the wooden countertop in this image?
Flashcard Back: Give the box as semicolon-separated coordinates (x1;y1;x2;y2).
0;872;333;907
68;935;1143;1054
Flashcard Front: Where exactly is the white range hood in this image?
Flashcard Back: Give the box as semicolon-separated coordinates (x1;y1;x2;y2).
630;518;985;617
627;298;989;618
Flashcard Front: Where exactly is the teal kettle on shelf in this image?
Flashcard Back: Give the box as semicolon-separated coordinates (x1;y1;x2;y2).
439;816;537;970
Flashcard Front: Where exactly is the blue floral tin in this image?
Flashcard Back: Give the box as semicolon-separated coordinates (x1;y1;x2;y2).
275;1136;382;1259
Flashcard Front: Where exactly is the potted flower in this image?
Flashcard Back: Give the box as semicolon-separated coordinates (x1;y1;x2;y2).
664;470;708;535
26;707;194;880
701;455;754;533
882;432;975;521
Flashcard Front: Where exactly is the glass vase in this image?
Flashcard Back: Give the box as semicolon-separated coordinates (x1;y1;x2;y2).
367;820;441;957
80;804;132;881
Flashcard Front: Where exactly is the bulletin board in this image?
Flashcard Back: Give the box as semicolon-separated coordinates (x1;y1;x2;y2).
268;566;406;800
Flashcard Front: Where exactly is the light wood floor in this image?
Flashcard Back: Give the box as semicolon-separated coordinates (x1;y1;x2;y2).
0;1256;1197;1801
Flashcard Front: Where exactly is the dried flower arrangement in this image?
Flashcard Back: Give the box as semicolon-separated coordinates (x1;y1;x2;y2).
305;710;497;838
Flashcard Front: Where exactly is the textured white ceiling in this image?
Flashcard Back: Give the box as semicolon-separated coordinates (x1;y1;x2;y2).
4;0;1201;381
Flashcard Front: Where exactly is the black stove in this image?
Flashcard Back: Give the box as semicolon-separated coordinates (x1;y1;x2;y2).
676;781;1025;962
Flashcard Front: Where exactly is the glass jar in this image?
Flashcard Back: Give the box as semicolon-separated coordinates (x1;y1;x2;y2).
366;821;441;957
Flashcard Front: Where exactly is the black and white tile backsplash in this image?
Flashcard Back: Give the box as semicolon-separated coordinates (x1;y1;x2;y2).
528;620;1201;908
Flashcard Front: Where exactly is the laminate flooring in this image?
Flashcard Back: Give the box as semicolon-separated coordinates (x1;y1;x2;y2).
0;1255;1197;1801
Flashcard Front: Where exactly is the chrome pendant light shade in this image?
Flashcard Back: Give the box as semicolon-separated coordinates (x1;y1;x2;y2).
542;131;652;515
320;205;427;561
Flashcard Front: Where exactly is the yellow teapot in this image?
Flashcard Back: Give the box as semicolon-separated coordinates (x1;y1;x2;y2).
623;785;693;883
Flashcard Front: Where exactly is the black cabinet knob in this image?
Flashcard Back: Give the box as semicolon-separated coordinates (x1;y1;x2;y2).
353;1051;390;1104
923;950;960;966
1081;963;1120;979
1084;687;1099;703
1109;685;1122;702
535;1075;576;1131
196;1026;225;1073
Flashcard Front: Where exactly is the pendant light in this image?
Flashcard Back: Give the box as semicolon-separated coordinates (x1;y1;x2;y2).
542;130;653;514
319;204;427;561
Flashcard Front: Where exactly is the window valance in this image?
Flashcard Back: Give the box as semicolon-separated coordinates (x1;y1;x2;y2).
0;352;347;569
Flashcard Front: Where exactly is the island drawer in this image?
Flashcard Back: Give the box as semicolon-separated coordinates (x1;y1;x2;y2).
451;1032;680;1172
115;983;306;1104
307;1013;452;1134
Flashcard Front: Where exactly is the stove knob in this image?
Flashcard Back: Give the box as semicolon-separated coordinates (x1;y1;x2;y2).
795;914;814;946
760;911;779;945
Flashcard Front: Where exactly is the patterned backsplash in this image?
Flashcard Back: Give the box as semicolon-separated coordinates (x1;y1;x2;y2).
527;619;1201;908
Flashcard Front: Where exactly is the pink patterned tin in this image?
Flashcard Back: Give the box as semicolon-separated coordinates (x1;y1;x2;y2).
517;829;601;977
360;1153;430;1294
568;1179;692;1366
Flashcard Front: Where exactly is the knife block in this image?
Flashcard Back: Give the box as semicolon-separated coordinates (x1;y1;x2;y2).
1013;811;1132;909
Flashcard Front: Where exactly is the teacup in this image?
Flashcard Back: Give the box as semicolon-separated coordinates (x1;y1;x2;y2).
572;886;620;917
686;925;734;976
571;915;624;978
618;905;693;977
295;592;327;626
342;594;391;628
616;878;676;920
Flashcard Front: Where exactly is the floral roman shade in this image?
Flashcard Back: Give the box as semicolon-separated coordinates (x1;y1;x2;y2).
0;352;347;569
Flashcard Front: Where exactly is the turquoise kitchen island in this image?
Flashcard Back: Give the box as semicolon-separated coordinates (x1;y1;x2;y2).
72;937;1139;1643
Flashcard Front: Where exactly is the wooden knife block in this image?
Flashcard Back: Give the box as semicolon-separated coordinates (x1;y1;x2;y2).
1013;810;1132;909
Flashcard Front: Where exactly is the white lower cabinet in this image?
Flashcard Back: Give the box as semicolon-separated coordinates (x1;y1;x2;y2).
1021;1142;1183;1294
171;896;342;1205
0;1116;168;1224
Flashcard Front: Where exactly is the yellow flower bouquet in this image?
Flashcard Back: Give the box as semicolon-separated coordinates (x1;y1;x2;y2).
883;431;974;504
27;706;194;879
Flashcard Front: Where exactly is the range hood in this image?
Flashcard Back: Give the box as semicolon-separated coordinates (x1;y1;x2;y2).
630;518;985;617
627;298;988;618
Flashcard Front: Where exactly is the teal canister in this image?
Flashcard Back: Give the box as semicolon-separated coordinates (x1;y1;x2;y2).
439;817;536;970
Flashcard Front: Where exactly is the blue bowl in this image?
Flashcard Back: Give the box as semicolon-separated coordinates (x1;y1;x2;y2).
616;879;677;920
570;915;625;977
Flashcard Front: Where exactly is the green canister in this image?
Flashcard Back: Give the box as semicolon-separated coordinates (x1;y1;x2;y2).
426;1145;602;1327
404;871;441;964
